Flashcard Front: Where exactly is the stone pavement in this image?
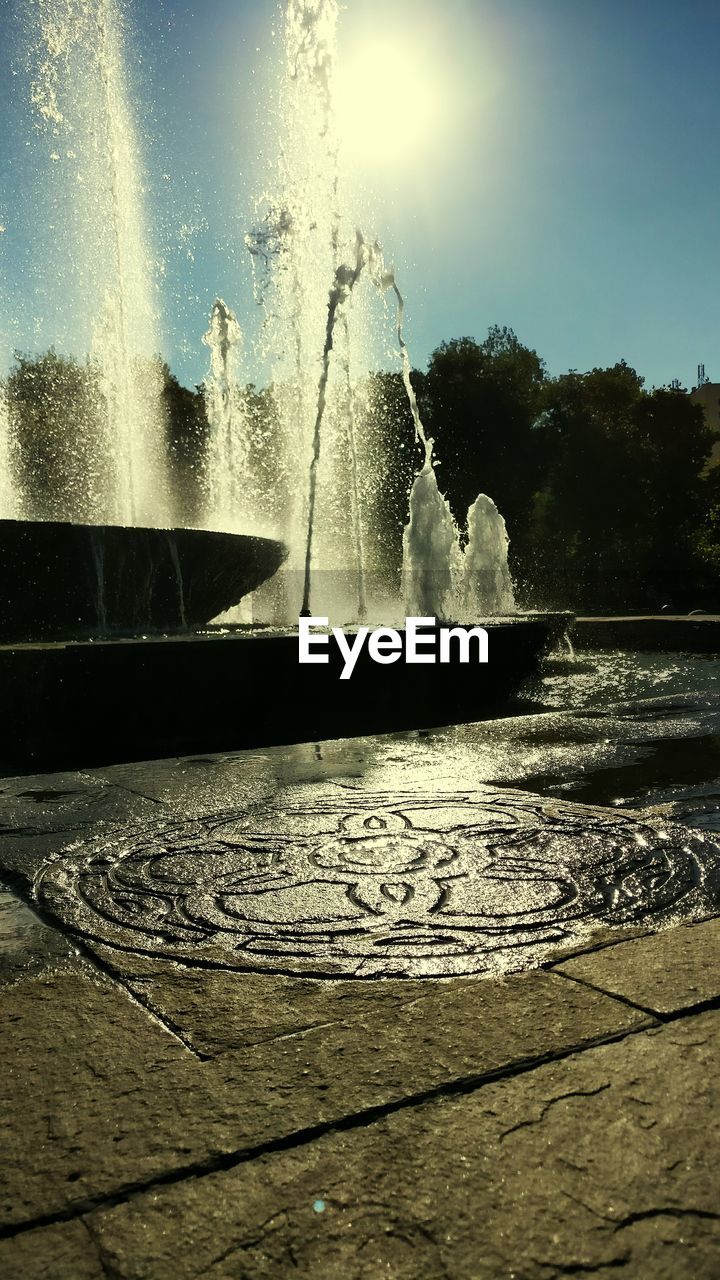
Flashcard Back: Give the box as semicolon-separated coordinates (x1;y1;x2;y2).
0;726;719;1278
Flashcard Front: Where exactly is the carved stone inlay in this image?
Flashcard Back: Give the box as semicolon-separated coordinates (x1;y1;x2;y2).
34;790;719;978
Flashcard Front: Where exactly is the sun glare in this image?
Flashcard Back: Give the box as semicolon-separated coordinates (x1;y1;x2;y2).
335;37;447;168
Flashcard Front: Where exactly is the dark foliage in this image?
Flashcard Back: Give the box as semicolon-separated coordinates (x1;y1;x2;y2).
421;336;717;612
6;350;110;521
161;365;209;525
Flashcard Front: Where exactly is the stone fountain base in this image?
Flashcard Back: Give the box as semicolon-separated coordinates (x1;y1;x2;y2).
0;519;287;641
0;617;565;771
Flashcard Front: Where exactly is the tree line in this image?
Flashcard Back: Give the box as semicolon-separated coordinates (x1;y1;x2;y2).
2;326;719;612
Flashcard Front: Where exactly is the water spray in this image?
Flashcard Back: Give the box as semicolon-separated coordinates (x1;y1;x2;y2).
301;232;366;617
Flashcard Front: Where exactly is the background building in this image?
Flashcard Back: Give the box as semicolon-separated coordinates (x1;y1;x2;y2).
690;368;720;470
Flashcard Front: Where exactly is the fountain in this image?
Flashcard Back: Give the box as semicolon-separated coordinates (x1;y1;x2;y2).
201;298;280;539
0;519;286;643
0;0;565;771
202;300;249;534
25;0;171;526
244;5;526;637
402;464;461;621
0;0;286;646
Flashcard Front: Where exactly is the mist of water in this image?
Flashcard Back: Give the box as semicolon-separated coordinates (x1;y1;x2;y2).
25;0;170;527
367;245;433;469
0;390;19;519
247;0;380;620
365;248;518;623
301;236;366;614
339;311;367;621
10;0;518;628
202;299;251;532
253;0;518;626
364;242;462;621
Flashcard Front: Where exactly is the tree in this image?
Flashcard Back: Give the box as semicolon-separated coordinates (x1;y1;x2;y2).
416;328;545;603
160;365;209;525
529;364;716;610
5;337;717;614
6;350;110;522
420;328;546;575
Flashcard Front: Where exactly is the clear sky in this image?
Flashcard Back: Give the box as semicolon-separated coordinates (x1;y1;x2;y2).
2;0;720;390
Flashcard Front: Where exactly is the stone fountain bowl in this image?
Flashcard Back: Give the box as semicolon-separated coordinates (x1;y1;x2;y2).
0;518;288;642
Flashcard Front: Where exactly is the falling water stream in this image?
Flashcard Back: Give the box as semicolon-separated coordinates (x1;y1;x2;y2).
245;0;378;621
95;0;137;520
202;299;249;532
366;243;461;621
339;311;367;621
257;1;517;626
301;235;366;615
0;390;18;519
24;0;169;527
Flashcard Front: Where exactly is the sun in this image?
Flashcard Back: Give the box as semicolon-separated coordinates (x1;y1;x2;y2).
335;36;448;169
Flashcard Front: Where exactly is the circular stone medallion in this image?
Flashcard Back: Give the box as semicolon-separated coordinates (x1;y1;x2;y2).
34;789;719;978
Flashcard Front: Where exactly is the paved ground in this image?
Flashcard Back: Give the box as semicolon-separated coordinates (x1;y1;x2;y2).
574;616;720;653
0;719;719;1278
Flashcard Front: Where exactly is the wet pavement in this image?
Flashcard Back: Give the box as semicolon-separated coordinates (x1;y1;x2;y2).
21;787;720;980
1;649;719;1276
530;648;720;711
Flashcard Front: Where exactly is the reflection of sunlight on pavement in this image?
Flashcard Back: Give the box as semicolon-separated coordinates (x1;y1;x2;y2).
529;649;720;712
34;784;717;981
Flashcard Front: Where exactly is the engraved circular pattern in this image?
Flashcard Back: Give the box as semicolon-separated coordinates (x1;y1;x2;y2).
34;790;719;978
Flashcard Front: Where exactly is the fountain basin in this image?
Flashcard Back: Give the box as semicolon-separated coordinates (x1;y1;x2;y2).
0;519;288;641
0;616;567;771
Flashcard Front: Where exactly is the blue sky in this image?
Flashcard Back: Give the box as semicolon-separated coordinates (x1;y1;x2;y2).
2;0;720;390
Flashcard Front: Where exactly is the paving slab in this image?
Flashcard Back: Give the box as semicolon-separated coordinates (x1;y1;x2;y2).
554;914;720;1015
0;888;80;983
3;1008;716;1280
72;1007;720;1279
87;690;720;815
0;955;650;1231
0;970;209;1229
1;733;719;1274
93;749;300;815
0;1221;105;1280
4;671;720;823
101;947;654;1062
0;770;160;834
